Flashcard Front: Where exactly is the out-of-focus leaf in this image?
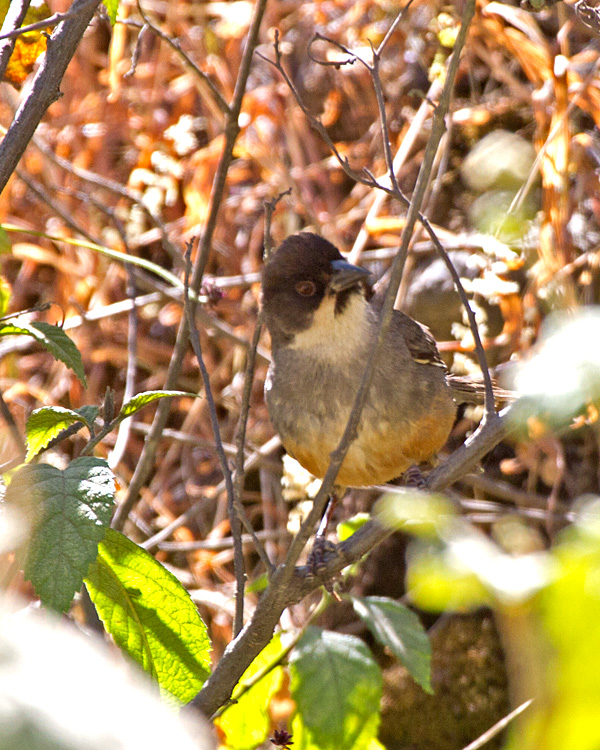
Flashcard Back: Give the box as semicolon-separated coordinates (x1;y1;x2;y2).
505;497;600;750
0;227;11;255
350;595;432;693
5;458;115;612
103;0;119;25
337;513;370;542
215;634;285;750
0;320;86;385
0;598;214;750
514;308;600;423
406;542;491;612
0;0;52;89
376;490;455;538
85;528;211;704
290;627;382;750
0;276;10;317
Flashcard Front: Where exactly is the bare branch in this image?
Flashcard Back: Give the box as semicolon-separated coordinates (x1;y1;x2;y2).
0;0;101;193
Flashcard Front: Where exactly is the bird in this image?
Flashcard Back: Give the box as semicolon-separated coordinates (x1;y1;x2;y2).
261;232;489;488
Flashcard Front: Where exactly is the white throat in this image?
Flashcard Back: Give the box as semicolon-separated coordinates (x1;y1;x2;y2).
288;292;371;361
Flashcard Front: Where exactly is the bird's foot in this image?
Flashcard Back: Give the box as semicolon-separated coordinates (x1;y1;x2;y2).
306;536;341;598
402;464;427;489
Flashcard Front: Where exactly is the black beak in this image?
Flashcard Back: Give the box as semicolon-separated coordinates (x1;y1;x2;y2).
328;259;371;292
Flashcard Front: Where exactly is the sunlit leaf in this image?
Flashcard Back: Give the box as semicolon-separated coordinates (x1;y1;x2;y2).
85;529;211;704
118;390;199;419
350;595;432;693
215;634;285;750
25;406;88;461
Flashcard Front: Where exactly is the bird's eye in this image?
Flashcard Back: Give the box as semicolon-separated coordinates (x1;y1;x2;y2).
295;280;317;296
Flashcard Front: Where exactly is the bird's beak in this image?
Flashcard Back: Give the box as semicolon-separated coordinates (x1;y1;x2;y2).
328;259;371;292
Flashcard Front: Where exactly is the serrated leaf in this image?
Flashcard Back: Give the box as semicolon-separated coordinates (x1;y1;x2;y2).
118;390;198;419
350;595;432;693
25;406;86;461
0;320;86;385
103;0;119;24
5;458;115;612
216;634;285;750
84;528;211;703
290;627;382;750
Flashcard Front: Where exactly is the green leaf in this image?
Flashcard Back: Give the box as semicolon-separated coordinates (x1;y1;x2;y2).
5;458;115;612
84;528;211;703
103;0;119;25
0;320;86;386
76;405;100;426
406;543;491;612
350;595;432;693
216;634;285;750
0;276;9;317
290;627;382;750
25;406;87;461
118;390;198;419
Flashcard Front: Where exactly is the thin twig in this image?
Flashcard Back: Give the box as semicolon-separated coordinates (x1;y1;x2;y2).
141;435;281;551
461;699;533;750
182;240;245;636
0;0;98;41
0;0;102;193
127;1;229;117
121;0;269;539
230;189;291;577
31;134;183;266
0;389;26;457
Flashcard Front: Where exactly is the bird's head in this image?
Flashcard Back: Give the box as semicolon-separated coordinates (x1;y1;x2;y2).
261;233;372;346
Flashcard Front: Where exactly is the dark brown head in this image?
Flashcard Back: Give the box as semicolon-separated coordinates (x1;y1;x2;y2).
261;233;372;346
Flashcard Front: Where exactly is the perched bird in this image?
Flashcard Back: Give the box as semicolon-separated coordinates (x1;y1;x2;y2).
261;232;487;488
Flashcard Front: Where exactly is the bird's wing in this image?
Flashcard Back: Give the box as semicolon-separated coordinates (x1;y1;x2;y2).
391;309;447;369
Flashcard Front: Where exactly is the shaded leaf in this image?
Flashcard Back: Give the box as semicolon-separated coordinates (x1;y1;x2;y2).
84;528;211;703
350;595;432;693
0;320;86;385
290;627;382;750
5;457;115;612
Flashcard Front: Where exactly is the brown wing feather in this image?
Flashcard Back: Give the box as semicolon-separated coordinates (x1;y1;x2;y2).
391;309;447;369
